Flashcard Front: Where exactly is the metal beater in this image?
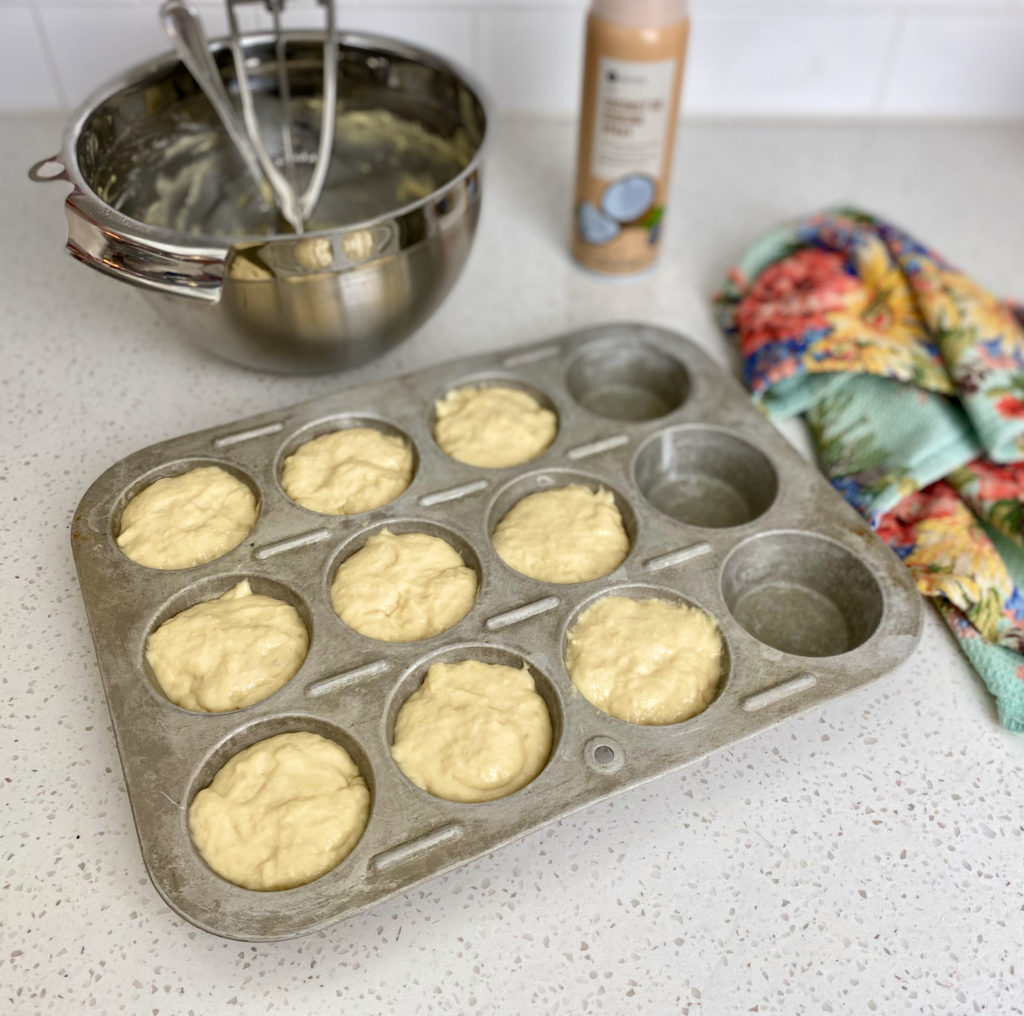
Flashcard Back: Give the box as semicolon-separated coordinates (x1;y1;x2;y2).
160;0;337;234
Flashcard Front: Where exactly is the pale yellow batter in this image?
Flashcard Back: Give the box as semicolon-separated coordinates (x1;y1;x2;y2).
331;529;477;642
492;484;629;583
117;465;257;570
566;597;724;725
391;659;552;803
189;731;370;891
433;385;557;468
281;427;414;515
146;580;308;713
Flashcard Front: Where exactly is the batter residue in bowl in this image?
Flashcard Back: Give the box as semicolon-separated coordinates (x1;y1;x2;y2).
108;102;474;239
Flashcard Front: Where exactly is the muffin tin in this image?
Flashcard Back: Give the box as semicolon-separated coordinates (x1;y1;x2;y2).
71;322;922;940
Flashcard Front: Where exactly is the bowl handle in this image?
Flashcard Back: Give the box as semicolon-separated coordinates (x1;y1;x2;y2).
63;191;226;304
28;155;70;183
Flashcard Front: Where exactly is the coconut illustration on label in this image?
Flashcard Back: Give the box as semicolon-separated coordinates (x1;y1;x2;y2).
601;174;655;222
576;175;663;247
576;201;621;245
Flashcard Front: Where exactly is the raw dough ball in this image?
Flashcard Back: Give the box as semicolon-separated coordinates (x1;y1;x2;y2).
281;427;414;515
434;385;557;468
566;597;723;725
331;529;477;642
392;659;552;803
294;236;333;270
189;731;370;891
492;484;629;583
117;466;257;570
146;580;308;713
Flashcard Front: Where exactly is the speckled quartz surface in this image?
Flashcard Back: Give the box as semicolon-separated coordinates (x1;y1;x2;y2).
3;113;1024;1015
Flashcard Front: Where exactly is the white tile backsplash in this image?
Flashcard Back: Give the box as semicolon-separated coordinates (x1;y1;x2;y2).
883;13;1024;115
685;10;897;114
4;0;1024;117
39;2;233;104
0;8;60;110
283;4;476;69
478;7;585;114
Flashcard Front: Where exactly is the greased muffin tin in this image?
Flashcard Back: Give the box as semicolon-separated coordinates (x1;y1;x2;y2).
71;323;922;940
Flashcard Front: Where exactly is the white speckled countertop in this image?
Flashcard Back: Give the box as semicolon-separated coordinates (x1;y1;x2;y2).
3;113;1024;1015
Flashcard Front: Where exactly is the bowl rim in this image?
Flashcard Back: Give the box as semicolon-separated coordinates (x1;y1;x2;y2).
55;29;491;253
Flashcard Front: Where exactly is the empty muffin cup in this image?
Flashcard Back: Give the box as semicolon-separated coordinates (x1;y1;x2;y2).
721;532;883;657
565;339;688;421
634;426;777;528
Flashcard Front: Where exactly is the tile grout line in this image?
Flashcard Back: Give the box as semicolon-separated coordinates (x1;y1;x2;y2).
29;3;68;109
870;8;906;115
469;5;480;75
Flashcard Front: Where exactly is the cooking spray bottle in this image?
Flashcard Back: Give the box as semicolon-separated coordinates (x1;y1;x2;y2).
572;0;689;277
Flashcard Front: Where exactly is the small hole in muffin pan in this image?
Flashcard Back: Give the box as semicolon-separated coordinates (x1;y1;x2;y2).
325;518;483;643
634;425;778;529
184;716;376;890
561;583;732;726
141;574;313;713
721;531;884;657
585;737;624;773
111;458;262;566
383;643;564;803
486;468;639;581
565;339;689;421
274;414;419;515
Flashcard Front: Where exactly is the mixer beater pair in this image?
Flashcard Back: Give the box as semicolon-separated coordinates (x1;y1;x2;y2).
160;0;337;234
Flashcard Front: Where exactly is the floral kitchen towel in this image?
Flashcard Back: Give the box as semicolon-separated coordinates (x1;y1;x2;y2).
715;208;1024;731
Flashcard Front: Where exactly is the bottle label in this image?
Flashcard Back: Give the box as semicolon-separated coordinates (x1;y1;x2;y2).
591;56;677;181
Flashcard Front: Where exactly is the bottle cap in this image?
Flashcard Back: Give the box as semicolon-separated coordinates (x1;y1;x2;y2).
592;0;688;28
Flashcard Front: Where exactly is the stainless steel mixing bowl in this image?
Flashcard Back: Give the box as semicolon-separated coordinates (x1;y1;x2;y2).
30;32;488;373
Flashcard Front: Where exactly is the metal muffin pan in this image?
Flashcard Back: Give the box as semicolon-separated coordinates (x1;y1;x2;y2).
72;322;922;941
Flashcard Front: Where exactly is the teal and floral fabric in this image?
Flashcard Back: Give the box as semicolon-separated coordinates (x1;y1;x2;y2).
715;208;1024;731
